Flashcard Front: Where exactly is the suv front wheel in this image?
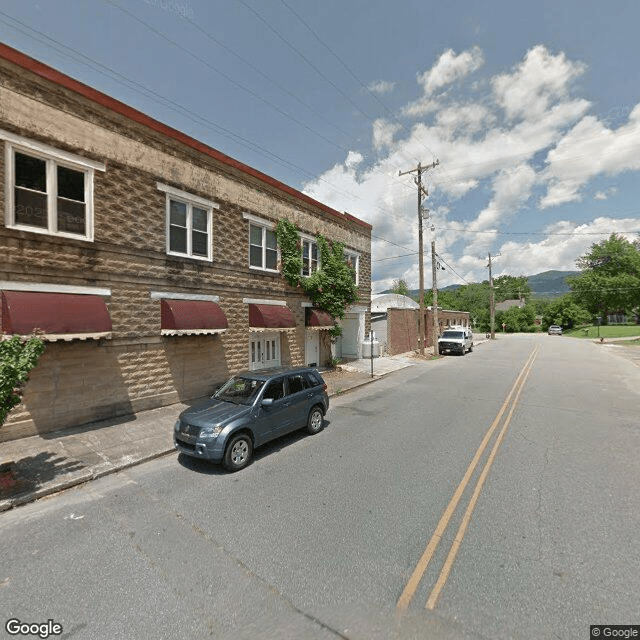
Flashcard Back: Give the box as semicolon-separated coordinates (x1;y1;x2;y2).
223;433;253;472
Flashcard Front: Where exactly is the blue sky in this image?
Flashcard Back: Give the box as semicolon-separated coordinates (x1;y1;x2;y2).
2;0;639;292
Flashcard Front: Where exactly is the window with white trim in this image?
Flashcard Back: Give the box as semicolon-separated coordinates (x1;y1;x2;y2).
249;223;278;271
5;145;95;240
158;184;215;261
344;249;360;284
301;238;319;277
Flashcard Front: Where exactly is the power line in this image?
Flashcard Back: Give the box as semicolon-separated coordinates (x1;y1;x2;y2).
278;0;436;164
102;0;347;152
435;253;470;285
236;0;376;123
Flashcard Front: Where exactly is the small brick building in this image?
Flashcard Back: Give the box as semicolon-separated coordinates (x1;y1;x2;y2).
0;44;371;442
384;307;471;356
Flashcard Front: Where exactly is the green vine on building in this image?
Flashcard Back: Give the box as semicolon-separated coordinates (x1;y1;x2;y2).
0;335;46;426
275;219;359;337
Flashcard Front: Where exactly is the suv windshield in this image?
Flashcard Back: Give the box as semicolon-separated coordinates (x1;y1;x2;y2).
214;376;265;405
441;331;464;339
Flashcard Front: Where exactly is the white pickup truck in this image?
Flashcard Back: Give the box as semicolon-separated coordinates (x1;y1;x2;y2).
438;327;473;355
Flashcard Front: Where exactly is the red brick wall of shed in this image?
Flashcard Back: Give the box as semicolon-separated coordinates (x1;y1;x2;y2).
387;308;419;355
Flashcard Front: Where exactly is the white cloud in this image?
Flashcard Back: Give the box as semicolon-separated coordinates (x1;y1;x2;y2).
367;80;395;95
345;150;364;169
419;46;484;96
492;45;586;121
540;106;640;207
303;45;640;292
470;164;537;232
593;187;617;201
494;217;640;279
403;47;484;119
372;119;401;150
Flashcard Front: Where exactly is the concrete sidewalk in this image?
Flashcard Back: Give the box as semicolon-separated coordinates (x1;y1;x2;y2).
0;356;414;512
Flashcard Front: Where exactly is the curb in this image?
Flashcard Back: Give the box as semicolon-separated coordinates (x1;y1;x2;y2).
0;447;177;513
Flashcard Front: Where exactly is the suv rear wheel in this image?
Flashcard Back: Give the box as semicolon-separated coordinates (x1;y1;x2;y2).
307;406;324;435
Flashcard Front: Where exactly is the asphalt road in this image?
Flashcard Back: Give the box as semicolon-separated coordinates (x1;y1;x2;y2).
2;334;639;640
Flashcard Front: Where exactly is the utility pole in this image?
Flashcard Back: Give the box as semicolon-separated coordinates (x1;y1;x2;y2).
487;252;500;339
432;240;439;355
399;160;439;356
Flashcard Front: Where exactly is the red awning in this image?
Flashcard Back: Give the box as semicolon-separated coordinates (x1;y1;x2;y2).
249;303;296;330
306;308;335;329
1;291;112;341
161;299;228;335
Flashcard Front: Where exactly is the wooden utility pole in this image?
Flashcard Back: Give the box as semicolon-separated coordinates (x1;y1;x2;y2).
488;252;499;339
432;240;439;355
399;160;439;356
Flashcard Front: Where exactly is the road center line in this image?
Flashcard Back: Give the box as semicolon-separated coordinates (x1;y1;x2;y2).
396;347;538;612
425;348;538;609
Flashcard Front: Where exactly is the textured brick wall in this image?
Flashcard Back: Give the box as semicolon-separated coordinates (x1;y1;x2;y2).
0;56;371;441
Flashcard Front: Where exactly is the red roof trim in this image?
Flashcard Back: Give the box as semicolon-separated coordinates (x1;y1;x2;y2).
160;299;228;331
0;43;371;231
1;291;112;335
249;304;296;329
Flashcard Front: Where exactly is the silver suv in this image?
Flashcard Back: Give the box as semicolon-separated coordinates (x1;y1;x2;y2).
174;367;329;472
438;328;473;355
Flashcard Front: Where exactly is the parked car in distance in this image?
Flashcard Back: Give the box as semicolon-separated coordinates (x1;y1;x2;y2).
174;366;329;472
548;325;563;335
438;327;474;355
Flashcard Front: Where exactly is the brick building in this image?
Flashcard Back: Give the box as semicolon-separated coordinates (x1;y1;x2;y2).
0;44;371;442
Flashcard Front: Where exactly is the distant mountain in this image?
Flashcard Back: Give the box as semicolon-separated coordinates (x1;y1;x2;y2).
376;270;579;299
527;270;578;298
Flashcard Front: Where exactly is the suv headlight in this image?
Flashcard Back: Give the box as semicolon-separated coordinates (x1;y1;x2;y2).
199;425;223;440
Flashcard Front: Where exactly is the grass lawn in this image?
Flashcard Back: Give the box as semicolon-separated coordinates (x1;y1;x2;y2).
565;325;640;339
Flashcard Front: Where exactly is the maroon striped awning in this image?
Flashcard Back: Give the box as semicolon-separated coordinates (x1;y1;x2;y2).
249;303;296;330
306;308;335;329
1;291;112;340
161;299;228;335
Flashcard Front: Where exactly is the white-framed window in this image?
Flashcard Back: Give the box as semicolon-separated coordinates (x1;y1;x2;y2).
301;237;319;277
158;183;217;261
242;213;279;272
344;249;360;285
2;132;104;241
250;223;278;271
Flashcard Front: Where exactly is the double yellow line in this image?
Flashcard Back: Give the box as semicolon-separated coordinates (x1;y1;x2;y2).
397;347;539;612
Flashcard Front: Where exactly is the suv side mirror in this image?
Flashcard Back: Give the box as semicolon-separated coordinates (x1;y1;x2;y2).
261;398;274;407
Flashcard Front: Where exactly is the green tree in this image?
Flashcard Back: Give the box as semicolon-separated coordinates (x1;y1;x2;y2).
541;294;592;330
567;234;640;319
493;275;532;303
496;305;536;332
1;335;46;425
391;279;410;297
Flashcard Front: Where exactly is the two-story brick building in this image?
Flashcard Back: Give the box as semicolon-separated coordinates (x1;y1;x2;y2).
0;44;371;442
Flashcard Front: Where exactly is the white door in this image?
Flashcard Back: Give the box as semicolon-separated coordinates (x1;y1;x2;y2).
250;333;281;370
338;314;359;358
305;330;320;367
